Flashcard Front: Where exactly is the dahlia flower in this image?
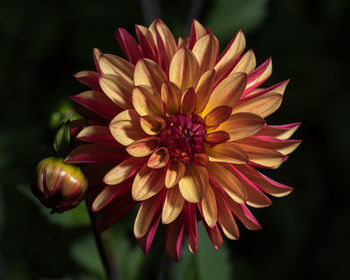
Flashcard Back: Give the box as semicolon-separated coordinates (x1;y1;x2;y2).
65;19;301;261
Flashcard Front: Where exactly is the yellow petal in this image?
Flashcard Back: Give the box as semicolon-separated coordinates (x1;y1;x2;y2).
227;198;261;230
155;19;177;60
165;159;186;188
161;81;182;115
230;49;256;75
134;195;161;238
132;86;164;117
98;53;135;84
206;142;248;164
103;157;145;185
192;34;219;75
126;136;160;157
162;186;185;224
99;74;134;109
109;109;146;146
201;72;247;117
255;122;301;140
215;112;265;141
132;165;165;201
244;79;289;98
245;58;272;92
147;147;169;168
178;165;208;203
207;162;246;203
181;87;197;114
201;183;218;227
214;30;246;83
205;131;230;144
195;70;215;114
140;115;166;135
134;58;167;93
188;19;208;49
232;92;282;118
169;48;200;92
204;105;232;127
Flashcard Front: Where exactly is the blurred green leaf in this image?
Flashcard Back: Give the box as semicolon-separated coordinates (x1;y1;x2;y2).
53;120;71;157
206;0;269;41
49;100;80;129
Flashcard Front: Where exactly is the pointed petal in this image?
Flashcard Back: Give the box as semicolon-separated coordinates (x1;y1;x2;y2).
126;136;160;157
178;165;208;203
135;24;157;61
214;30;246;83
77;125;120;146
201;183;218;227
140;115;166;135
230;49;256;75
161;81;182;115
207;162;246;203
134;58;167;93
255;122;301;139
132;85;164;117
99;74;134;109
138;210;161;254
195;70;215;113
132;165;165;201
134;194;162;238
165;159;186;188
206;142;248;164
74;71;101;90
109;109;147;146
204;105;232;127
166;217;185;262
169;48;200;92
243;58;272;96
183;202;198;253
202;72;247;117
115;27;142;64
192;34;219;75
103;157;146;185
243;79;289;98
227;198;262;230
147;147;169;168
216;112;265;141
203;223;223;249
188;19;208;50
180;87;197;114
205;131;230;144
162;186;185;224
155;19;177;60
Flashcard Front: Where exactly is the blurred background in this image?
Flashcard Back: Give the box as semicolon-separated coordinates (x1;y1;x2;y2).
1;0;349;279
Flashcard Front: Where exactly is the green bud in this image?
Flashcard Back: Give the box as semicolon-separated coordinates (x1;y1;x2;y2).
53;121;71;157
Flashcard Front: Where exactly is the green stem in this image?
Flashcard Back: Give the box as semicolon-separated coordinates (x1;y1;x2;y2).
86;203;119;280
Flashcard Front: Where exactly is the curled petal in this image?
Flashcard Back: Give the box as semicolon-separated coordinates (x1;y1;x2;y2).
132;86;164;117
205;131;230;144
195;70;215;113
147;147;169;168
230;49;256;75
192;34;219;75
181;87;197;115
162;186;185;224
135;24;157;61
255;122;301;140
206;142;248;164
140;115;166;135
204;105;232;127
161;81;182;115
165;159;186;188
201;183;218;227
178;165;208;203
126;136;160;157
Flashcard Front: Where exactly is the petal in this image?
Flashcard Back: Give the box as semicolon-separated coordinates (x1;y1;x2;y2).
183;203;198;253
165;159;186;188
115;27;142;65
103;156;146;185
232;92;283;118
165;217;185;262
178;164;208;203
126;136;160;157
169;48;200;92
255;122;301;140
195;70;215;114
135;24;157;61
99;74;134;109
229;49;256;75
161;81;182;115
235;164;293;197
140;115;166;135
243;58;272;96
202;223;223;249
188;19;208;50
201;72;247;117
234;143;285;168
134;194;162;238
65;144;127;163
212;187;239;240
215;112;265;141
205;131;230;144
192;34;219;75
74;71;101;91
132;165;165;201
155;19;177;60
193;153;209;166
207;162;246;203
98;52;135;84
134;58;167;93
180;87;197;114
204;105;232;127
137;210;161;254
206;142;248;164
243;79;289;98
214;30;246;83
132;85;164;117
147;147;169;168
162;186;185;224
77;125;120;146
201;183;218;227
109;109;147;146
227;198;262;230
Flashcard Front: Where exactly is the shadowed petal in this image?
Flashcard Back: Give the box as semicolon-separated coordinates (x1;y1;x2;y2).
135;24;157;61
181;87;197;115
205;131;230;144
165;159;186;188
192;34;219;75
132;86;164;117
77;125;120;146
195;70;215;114
188;19;208;50
126;136;160;157
161;81;182;115
147;147;169;168
255;122;301;139
140;115;166;135
74;71;101;91
165;217;185;262
201;183;218;227
206;142;248;164
204;105;232;127
115;27;142;65
227;198;262;230
162;186;185;224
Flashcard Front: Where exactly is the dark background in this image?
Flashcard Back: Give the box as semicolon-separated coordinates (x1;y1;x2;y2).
1;0;349;279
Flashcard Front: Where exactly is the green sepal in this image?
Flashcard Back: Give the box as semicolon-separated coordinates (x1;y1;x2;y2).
53;120;71;157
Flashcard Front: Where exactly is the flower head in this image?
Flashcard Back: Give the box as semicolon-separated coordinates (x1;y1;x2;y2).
66;19;301;260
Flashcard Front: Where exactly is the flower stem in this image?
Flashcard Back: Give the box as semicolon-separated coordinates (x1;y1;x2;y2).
86;202;119;280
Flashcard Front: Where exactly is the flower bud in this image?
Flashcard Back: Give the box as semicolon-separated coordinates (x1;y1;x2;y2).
32;157;88;213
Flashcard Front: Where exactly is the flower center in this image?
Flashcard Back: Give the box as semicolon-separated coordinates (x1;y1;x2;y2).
159;114;206;164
